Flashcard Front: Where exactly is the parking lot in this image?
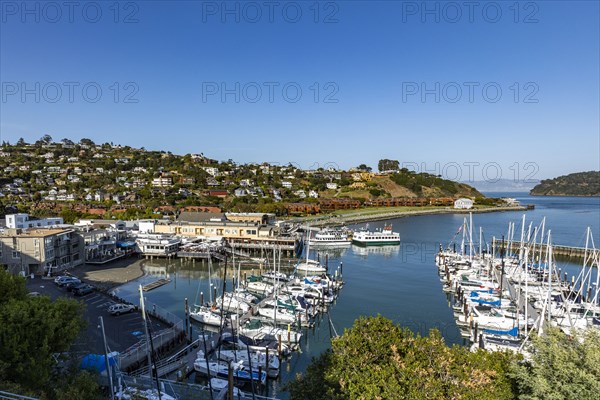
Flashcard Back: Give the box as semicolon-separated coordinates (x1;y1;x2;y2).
26;275;167;357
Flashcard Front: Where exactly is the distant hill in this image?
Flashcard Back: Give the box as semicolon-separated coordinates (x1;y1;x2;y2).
388;170;483;198
530;171;600;197
464;179;540;193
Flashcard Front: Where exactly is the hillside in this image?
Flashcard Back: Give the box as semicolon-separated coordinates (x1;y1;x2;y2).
388;170;483;198
0;137;486;219
530;171;600;197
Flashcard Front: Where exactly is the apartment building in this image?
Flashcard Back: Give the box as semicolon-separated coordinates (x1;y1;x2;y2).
0;228;84;276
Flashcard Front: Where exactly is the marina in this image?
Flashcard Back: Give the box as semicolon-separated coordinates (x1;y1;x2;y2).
8;194;599;399
101;194;598;398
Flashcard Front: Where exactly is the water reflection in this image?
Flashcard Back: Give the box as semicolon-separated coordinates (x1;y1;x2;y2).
351;244;400;258
313;246;349;260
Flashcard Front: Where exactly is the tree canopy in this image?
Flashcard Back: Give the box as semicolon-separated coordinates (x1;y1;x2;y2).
509;327;600;399
378;159;400;172
287;316;516;400
0;270;102;399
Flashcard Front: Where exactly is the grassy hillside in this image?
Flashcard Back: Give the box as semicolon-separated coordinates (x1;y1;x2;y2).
387;170;483;198
530;171;600;197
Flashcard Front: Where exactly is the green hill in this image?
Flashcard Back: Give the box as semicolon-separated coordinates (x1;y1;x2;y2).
388;169;483;198
530;171;600;197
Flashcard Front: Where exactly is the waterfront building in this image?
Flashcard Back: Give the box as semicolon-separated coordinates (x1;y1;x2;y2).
145;219;297;253
454;198;474;209
319;198;361;211
0;227;84;276
225;213;275;225
135;234;181;256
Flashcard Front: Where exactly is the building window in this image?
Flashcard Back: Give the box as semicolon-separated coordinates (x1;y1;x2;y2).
12;251;20;259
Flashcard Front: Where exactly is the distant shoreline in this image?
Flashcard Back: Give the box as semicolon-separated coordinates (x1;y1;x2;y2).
529;193;600;197
298;206;529;227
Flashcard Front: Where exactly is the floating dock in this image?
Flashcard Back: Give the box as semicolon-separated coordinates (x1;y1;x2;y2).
142;278;171;292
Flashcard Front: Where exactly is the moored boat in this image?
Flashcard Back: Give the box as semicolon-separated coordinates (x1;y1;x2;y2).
352;224;400;246
308;228;352;247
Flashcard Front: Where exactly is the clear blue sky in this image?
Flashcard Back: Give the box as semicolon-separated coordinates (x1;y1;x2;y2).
1;1;598;181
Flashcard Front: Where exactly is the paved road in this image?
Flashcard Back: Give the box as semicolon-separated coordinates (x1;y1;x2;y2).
26;275;166;357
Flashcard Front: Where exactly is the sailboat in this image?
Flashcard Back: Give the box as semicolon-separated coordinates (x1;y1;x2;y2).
295;233;326;273
193;350;267;385
190;256;225;327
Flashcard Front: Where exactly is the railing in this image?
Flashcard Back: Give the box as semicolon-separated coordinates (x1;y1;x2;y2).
119;302;187;370
100;374;281;400
130;339;200;378
0;391;39;400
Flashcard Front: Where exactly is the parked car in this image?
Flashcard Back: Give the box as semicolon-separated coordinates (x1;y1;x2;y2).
73;284;94;296
57;276;81;287
54;275;73;285
66;282;87;292
108;303;135;315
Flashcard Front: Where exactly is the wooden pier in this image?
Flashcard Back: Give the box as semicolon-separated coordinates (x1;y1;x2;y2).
495;240;598;261
142;278;171;292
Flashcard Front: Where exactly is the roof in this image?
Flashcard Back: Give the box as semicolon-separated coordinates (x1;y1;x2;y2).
178;212;226;223
1;228;73;237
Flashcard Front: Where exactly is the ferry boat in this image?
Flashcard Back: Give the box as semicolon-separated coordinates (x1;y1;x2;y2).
352;224;400;246
308;228;352;247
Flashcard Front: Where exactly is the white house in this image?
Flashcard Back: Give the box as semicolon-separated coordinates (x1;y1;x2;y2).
203;167;219;177
5;213;63;229
308;190;319;198
326;182;338;190
454;198;474;209
152;177;173;187
294;190;307;199
234;188;248;197
282;181;292;189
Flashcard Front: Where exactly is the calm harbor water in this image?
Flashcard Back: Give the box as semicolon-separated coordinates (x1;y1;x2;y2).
113;194;599;398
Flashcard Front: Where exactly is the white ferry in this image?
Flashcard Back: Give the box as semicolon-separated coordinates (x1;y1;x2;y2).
352;224;400;246
308;228;352;247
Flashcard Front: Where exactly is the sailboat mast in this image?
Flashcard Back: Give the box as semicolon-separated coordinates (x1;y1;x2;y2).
547;231;552;322
519;214;525;262
469;212;473;262
479;226;482;258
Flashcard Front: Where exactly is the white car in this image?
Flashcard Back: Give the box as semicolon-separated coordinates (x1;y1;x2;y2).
53;275;71;284
55;276;80;287
108;303;135;315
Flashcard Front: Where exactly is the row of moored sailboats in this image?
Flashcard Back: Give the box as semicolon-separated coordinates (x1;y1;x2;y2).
437;214;599;356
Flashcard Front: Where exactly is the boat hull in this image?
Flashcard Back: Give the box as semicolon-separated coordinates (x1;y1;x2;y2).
352;239;400;246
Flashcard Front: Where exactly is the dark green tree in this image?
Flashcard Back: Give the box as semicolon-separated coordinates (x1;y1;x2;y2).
509;327;600;399
288;316;516;400
0;270;90;396
378;159;400;172
40;134;53;144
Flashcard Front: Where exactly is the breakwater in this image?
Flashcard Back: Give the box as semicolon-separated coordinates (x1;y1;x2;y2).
302;205;529;228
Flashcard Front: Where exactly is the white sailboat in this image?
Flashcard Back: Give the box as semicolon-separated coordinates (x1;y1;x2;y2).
190;256;225;327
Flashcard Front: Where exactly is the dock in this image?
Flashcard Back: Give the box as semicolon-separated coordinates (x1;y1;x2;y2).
142;278;171;292
495;240;598;261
